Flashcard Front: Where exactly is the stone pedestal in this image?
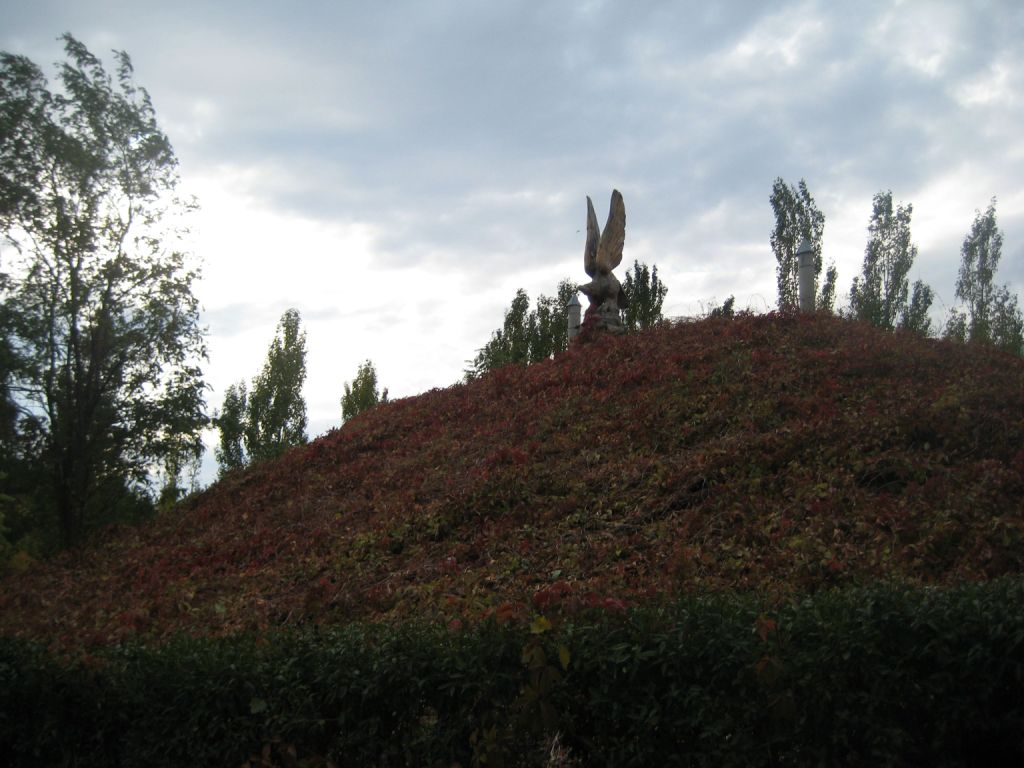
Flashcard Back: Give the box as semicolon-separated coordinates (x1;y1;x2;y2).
583;301;625;335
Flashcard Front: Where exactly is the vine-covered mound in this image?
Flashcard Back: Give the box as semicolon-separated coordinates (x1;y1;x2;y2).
2;313;1022;648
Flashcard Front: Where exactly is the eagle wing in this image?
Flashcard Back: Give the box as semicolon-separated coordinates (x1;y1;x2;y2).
584;196;599;277
597;189;625;273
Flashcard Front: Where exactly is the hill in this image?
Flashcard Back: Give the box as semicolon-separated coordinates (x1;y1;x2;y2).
2;312;1022;649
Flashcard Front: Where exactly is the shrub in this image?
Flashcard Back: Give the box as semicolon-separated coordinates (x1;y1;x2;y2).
2;581;1023;766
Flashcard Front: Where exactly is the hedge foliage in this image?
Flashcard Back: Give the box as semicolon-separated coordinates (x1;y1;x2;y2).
2;580;1023;767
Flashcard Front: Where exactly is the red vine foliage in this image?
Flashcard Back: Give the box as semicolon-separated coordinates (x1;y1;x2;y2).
2;313;1022;650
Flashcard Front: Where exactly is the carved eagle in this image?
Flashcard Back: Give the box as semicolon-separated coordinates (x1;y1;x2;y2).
579;189;628;310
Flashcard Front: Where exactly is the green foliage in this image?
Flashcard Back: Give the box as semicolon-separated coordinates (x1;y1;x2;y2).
989;287;1024;355
0;457;53;565
568;581;1024;765
949;286;1024;357
341;359;388;423
849;190;933;332
466;280;576;379
215;309;308;474
246;308;308;462
770;178;828;310
620;260;667;331
709;295;736;318
901;280;935;337
955;198;1002;343
0;35;207;546
470;288;531;378
948;199;1023;354
0;273;27;562
530;280;577;361
817;261;838;313
945;307;968;344
3;582;1024;766
213;381;247;476
0;502;11;567
0;271;16;451
468;265;667;381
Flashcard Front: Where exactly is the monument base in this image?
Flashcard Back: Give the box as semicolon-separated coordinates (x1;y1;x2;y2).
577;302;625;342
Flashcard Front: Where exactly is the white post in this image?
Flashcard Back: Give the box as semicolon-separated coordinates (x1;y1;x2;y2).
567;293;582;342
797;238;815;312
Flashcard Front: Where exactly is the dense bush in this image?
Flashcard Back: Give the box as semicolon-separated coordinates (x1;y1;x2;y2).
560;581;1024;765
2;581;1023;767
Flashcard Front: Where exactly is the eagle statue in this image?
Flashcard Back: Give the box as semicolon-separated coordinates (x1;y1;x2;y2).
578;190;628;331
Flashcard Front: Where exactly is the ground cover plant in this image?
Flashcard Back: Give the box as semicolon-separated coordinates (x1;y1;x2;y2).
1;312;1022;648
1;312;1023;764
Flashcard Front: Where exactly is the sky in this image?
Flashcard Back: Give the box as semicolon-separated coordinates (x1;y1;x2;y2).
3;0;1023;485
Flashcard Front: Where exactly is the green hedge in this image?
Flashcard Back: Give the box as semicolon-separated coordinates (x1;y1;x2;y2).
2;581;1023;767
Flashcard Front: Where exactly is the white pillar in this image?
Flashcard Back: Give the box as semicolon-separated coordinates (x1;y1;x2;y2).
567;294;582;342
797;238;815;312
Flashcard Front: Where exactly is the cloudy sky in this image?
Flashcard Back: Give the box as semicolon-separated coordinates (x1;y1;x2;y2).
4;0;1023;483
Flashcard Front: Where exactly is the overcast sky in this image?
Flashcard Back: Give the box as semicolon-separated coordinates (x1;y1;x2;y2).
4;0;1023;484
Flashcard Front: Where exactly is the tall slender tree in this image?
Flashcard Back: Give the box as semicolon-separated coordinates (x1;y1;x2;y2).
901;280;935;337
817;262;838;313
0;36;207;545
770;178;829;311
621;261;668;331
244;308;308;463
947;199;1023;354
213;381;247;477
849;190;933;333
214;308;308;474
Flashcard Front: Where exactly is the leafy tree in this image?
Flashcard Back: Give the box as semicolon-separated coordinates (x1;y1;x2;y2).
213;381;247;477
0;268;17;452
954;199;1001;342
0;36;207;546
341;360;388;423
466;279;576;379
818;262;838;313
901;280;935;337
942;198;1024;354
220;308;308;474
214;309;308;474
477;288;532;374
709;295;736;319
0;283;23;561
770;178;831;311
946;200;1023;354
530;281;577;361
246;308;308;462
989;289;1024;355
621;261;668;330
904;282;934;335
466;263;669;380
849;191;933;333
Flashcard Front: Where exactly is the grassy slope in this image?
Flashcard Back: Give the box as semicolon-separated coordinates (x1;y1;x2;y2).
1;312;1022;649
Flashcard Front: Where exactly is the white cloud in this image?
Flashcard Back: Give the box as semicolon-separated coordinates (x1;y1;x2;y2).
725;10;826;72
712;1;831;77
954;60;1016;107
870;1;964;78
